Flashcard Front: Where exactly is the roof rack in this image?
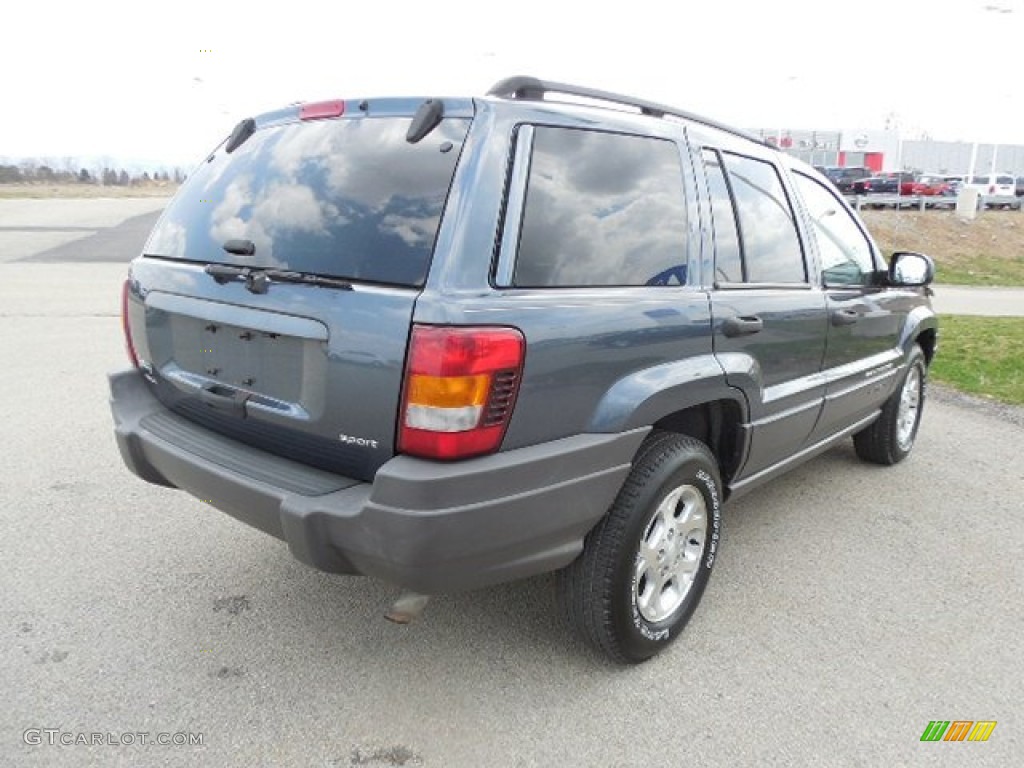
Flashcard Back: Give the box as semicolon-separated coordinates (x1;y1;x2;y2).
487;76;768;147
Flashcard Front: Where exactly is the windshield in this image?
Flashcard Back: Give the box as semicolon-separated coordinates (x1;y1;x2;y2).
145;116;470;287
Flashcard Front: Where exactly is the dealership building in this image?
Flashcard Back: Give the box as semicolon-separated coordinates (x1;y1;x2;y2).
754;128;1024;177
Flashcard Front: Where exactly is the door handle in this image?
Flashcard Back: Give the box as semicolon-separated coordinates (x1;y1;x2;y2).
198;383;248;416
722;315;764;338
831;309;860;326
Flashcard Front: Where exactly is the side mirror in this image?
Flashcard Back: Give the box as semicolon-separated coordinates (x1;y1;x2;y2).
888;251;935;287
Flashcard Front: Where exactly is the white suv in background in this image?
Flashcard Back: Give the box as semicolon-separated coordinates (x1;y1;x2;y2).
965;173;1021;209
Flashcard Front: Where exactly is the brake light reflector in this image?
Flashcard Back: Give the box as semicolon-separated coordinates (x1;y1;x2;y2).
121;278;139;368
299;100;345;120
399;325;525;460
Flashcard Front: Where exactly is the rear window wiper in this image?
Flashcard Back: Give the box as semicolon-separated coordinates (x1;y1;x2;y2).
204;263;353;293
257;269;354;292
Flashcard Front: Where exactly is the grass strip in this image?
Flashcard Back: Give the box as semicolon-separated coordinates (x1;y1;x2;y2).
930;315;1024;405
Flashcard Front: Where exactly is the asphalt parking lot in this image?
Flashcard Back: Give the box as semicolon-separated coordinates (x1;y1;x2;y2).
1;199;1022;767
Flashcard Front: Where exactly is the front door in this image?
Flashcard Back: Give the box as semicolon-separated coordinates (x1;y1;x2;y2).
788;171;907;441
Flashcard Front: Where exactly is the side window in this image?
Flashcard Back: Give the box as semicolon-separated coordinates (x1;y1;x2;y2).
721;153;806;283
701;149;743;283
513;127;688;287
792;173;876;286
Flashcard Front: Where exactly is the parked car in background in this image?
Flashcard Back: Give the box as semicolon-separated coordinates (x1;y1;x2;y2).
942;175;965;195
821;166;872;195
911;174;954;196
852;172;916;196
966;173;1016;196
1016;176;1024;197
964;173;1022;209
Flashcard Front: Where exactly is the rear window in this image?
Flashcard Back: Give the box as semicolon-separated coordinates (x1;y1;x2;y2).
144;116;470;287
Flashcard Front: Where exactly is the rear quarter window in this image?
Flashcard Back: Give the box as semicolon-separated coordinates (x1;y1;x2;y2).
513;127;689;287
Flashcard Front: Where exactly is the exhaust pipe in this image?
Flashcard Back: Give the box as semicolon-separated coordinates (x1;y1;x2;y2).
384;592;431;624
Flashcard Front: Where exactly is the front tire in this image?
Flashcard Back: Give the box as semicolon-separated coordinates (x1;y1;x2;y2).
557;433;722;664
854;344;927;465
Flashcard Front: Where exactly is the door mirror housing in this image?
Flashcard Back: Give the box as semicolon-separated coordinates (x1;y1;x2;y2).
888;251;935;287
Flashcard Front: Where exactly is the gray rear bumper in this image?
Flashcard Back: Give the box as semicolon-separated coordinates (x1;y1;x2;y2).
110;370;647;593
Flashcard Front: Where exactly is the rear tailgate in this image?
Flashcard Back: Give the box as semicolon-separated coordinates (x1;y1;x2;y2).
124;100;472;481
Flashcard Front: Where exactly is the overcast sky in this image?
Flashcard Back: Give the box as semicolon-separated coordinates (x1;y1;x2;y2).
2;0;1020;167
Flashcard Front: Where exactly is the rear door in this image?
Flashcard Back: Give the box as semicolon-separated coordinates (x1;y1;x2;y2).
700;148;827;481
126;104;473;481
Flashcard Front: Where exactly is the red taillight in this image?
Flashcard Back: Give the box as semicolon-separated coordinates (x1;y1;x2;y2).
299;100;345;120
398;325;525;460
989;185;996;194
121;278;139;368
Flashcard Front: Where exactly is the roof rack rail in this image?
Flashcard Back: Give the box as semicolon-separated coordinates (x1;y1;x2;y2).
487;76;768;147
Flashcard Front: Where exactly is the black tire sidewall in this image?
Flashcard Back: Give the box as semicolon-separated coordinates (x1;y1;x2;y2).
610;446;722;661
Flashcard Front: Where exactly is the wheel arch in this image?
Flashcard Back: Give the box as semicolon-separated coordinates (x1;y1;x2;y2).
587;356;749;493
916;326;937;366
900;306;938;363
649;400;746;492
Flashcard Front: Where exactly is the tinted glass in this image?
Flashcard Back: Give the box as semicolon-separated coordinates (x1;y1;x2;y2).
145;117;469;286
514;127;688;287
793;173;875;286
702;149;743;283
722;154;806;283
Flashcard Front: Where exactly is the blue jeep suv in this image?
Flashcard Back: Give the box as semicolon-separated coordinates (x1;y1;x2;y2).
110;77;937;663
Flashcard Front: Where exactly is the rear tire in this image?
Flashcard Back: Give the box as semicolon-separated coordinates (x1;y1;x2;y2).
854;344;927;465
557;432;722;664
